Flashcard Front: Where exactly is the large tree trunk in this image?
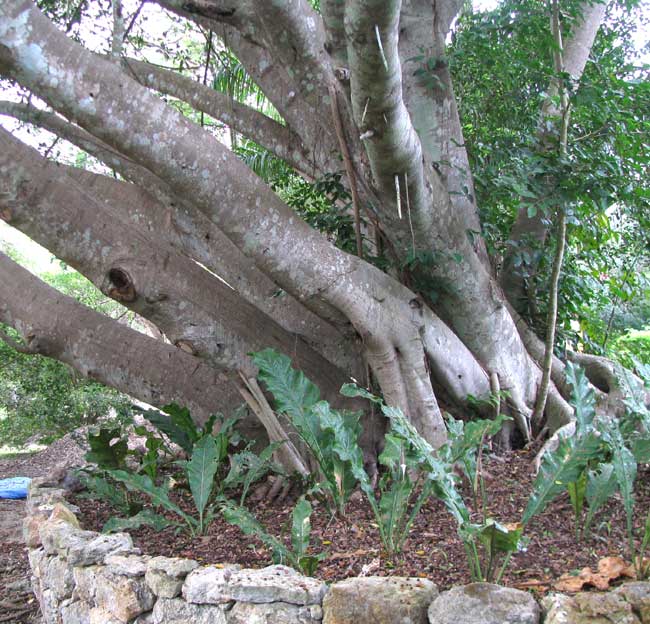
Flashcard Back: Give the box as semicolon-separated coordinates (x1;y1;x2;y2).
0;0;614;460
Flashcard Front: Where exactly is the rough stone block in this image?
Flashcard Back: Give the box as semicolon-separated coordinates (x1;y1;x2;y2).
94;568;155;622
616;582;650;623
145;556;199;598
428;583;540;624
73;565;105;603
542;590;640;624
67;531;135;566
152;597;228;624
183;564;326;606
44;556;75;601
229;601;324;623
60;598;90;624
323;576;436;624
105;553;149;577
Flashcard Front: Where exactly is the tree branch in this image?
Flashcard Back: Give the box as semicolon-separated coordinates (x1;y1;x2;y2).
0;251;245;426
345;0;431;230
0;127;356;404
0;99;356;361
122;57;316;173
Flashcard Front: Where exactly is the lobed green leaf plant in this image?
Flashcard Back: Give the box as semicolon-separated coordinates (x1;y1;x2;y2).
525;360;650;569
139;403;241;456
252;348;362;517
222;441;285;506
341;383;522;581
221;496;326;576
102;426;235;536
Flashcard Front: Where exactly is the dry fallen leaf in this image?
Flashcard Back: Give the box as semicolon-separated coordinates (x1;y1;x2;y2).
554;556;635;592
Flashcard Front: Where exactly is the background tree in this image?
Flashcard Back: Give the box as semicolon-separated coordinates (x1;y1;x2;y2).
0;0;647;468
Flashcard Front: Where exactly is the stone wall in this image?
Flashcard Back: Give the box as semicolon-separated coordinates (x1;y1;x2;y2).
24;479;650;624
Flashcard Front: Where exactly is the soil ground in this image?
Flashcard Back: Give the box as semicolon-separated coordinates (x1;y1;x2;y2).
1;437;649;624
71;446;650;592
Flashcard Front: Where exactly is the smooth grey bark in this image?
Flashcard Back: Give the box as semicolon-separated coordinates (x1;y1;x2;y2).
0;251;246;427
0;127;354;406
121;58;316;174
2;0;480;447
0;0;589;446
0;100;359;371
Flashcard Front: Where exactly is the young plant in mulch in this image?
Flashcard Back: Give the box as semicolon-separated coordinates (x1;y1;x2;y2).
524;361;650;577
221;496;326;576
342;383;522;582
82;406;281;536
252;348;364;518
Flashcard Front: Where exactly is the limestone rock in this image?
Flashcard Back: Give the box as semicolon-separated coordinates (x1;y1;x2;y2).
323;576;436;624
616;582;650;623
28;548;48;580
88;607;123;624
67;531;135;566
145;556;200;598
40;520;94;557
94;568;155;622
24;513;48;547
26;486;67;515
428;583;540;624
60;599;90;624
542;591;640;624
49;502;81;527
73;565;104;603
105;553;149;577
152;597;228;624
229;601;324;623
184;564;326;606
44;556;75;600
40;588;62;624
132;613;155;624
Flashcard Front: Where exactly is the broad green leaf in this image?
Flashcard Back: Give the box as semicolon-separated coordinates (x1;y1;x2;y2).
584;463;617;535
77;472;134;515
108;470;195;530
291;496;312;557
142;406;194;454
522;431;602;525
567;470;587;519
565;363;596;431
631;435;650;463
607;424;637;540
382;405;469;525
102;509;173;534
221;501;291;566
253;349;325;467
463;519;524;554
186;435;220;528
340;383;383;404
298;553;326;577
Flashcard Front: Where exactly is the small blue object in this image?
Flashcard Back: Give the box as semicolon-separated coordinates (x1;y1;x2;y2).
0;477;32;499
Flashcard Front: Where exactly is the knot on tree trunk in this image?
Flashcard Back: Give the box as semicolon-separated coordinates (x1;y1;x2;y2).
105;267;137;302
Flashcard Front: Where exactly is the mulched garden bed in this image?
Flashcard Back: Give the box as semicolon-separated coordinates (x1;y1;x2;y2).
70;446;650;593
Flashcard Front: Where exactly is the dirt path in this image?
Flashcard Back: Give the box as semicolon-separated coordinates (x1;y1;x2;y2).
0;435;87;624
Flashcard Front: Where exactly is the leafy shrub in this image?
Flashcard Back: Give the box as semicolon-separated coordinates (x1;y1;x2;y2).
525;361;650;571
82;404;281;536
610;328;650;369
0;333;131;447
